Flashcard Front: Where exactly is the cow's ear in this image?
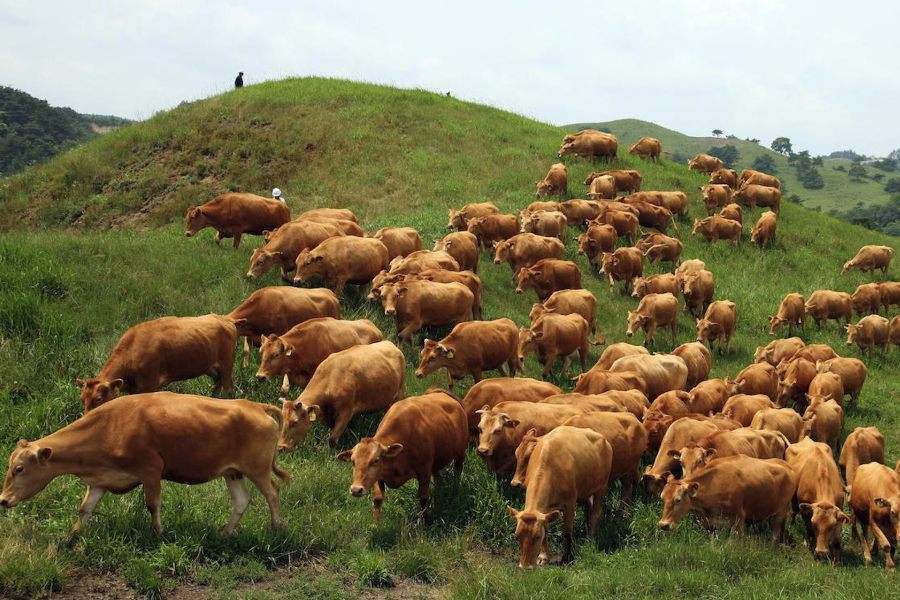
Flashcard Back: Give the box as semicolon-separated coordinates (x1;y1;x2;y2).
530;270;541;279
837;511;850;524
336;450;353;463
703;448;717;460
535;331;544;338
37;447;52;466
307;405;320;421
76;378;87;388
278;397;288;406
398;287;409;297
443;345;455;359
110;379;124;395
283;343;295;356
505;419;520;429
544;510;561;524
314;255;325;262
384;443;404;457
798;503;813;516
687;482;700;497
663;472;674;483
507;506;520;519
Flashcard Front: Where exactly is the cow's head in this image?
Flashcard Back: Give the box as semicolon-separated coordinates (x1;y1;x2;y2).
378;283;407;317
475;406;519;458
415;339;454;379
510;428;540;489
184;206;206;237
517;327;540;365
0;440;55;510
277;398;319;451
659;476;698;530
257;334;294;383
671;445;715;479
247;249;280;279
493;240;512;264
337;437;403;499
508;507;560;568
798;501;849;561
696;318;720;345
76;377;123;412
626;311;648;338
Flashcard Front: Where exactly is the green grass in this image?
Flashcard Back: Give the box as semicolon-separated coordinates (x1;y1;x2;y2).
2;78;900;598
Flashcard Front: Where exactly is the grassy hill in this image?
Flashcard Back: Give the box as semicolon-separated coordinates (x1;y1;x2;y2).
3;78;900;598
575;118;894;214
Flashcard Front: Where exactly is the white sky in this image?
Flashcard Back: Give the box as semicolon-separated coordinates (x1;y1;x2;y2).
2;1;898;157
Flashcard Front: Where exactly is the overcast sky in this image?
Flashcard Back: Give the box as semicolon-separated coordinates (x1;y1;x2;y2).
2;1;898;157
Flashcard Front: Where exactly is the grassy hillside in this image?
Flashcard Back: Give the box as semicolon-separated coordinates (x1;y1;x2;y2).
3;78;900;599
575;118;894;213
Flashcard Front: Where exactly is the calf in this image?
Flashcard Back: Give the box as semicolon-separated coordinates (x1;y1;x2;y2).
750;211;778;249
535;163;568;196
846;314;890;359
415;319;520;388
696;300;738;355
518;314;590;379
625;292;678;347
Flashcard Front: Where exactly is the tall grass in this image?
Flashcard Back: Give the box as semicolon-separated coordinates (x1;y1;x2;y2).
1;79;900;598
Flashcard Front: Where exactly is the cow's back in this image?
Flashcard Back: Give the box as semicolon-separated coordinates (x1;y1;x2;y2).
229;287;340;338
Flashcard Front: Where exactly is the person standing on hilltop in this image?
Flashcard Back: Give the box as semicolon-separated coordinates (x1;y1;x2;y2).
272;188;286;203
234;72;244;89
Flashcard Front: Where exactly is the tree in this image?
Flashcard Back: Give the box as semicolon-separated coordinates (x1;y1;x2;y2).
751;154;778;174
771;137;793;155
848;164;868;181
712;129;723;138
871;158;898;172
707;145;739;169
885;178;900;194
812;156;824;167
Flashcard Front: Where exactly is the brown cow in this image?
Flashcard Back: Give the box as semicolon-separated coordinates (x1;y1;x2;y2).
802;397;844;452
685;379;728;416
769;294;806;336
518;314;590;379
559;199;603;224
535;163;569;197
672;429;764;478
625;292;678;347
696;300;737;355
296;207;359;225
599;247;644;295
756;336;805;366
839;427;885;488
494;233;565;282
681;269;715;319
76;315;238;412
584;170;642;194
807;373;844;408
842;245;895;278
374;227;422;260
558;130;618;163
892;315;900;351
0;393;288;535
402;269;483;320
850;283;882;317
293;236;389;296
727;362;778;401
415;319;520;388
849;463;900;570
629;137;662;162
594;209;639;245
527;200;561;213
292;216;363;238
721;394;775;427
659;456;798;543
649;390;692;416
246;220;345;281
586;175;617;200
750;211;778;249
636;233;683;269
588;342;649;371
467;213;521;251
461;378;561;440
676;259;706;284
847;314;890;358
692;215;741;246
573;370;648;397
256;318;384;392
377;280;473;344
632;273;680;299
804;290;852;330
622;199;676;234
688;153;724;174
710;168;738;189
520;210;568;241
787;343;840;365
876;280;900;312
718;203;743;226
507;426;612;567
529;289;600;337
750;407;805;444
388;249;460;275
643;418;724;492
447;202;499;231
699;184;733;215
277;341;406;449
337;390;467;520
227;286;340;369
816;357;867;408
741;172;781;189
673;342;712;389
184;193;291;249
516;258;582;302
776;358;817;409
576;223;617;270
785;437;848;563
609;353;688;400
733;184;782;213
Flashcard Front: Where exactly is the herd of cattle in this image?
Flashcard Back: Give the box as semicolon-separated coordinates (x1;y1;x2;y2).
5;129;900;572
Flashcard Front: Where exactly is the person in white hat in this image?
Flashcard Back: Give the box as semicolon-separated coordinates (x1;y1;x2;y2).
272;188;285;203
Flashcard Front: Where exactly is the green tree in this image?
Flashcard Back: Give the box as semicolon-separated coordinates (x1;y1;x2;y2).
712;129;723;137
848;164;868;181
751;154;778;174
884;178;900;194
771;137;793;155
707;145;739;169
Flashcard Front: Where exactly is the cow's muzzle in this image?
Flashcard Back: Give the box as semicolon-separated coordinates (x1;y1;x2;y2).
349;485;367;498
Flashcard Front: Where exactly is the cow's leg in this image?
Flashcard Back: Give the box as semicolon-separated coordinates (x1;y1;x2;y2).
542;353;558;380
770;507;790;544
453;453;465;477
329;410;354;448
561;505;576;564
416;472;431;516
578;345;588;372
73;485;108;533
214;231;223;245
644;324;657;348
588;485;607;537
245;470;282;529
280;374;291;395
218;359;235;398
222;473;251;535
373;481;385;520
232;231;243;249
143;478;165;534
872;523;895;570
242;337;250;369
859;519;873;563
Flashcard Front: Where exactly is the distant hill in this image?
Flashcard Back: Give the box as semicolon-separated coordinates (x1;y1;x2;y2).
569;118;895;213
0;86;132;177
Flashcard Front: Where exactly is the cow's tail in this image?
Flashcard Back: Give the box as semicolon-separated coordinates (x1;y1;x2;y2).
262;403;292;482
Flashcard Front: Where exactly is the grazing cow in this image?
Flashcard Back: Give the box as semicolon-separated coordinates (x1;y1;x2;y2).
756;336;805;366
722;394;775;427
776;358;817;409
76;315;238;412
636;233;683;269
529;289;600;336
518;314;590;379
680;269;715;319
520;210;568;241
586;175;617;200
733;184;782;213
403;269;484;320
507;426;612;567
586;342;649;372
527;200;561;213
784;437;848;564
628;137;662;162
696;300;737;355
494;233;565;282
672;429;764;478
688;153;724;174
727;362;778;401
609;353;688;400
374;226;422;261
699;184;733;215
851;283;882;317
816;358;867;408
467;214;521;252
750;211;778;249
516;258;582;302
769;294;806;336
710;168;738;189
632;273;680;299
337;390;467;520
296;207;359;224
643;419;724;492
535;163;569;197
685;379;728;416
559;199;602;224
802;397;844;452
447;202;499;231
389;249;460;275
750;407;805;444
573;370;648;397
184;193;291;249
807;372;845;408
228;286;340;368
676;259;706;285
659;456;798;543
599;247;644;295
839;427;885;488
718;203;743;226
256;318;383;392
293;236;389;296
692;215;741;246
804;290;852;330
415;319;520;388
576;223;617;269
649;390;692;415
558;129;618;162
0;393;288;535
432;232;479;272
876;280;900;312
787;343;839;366
377;280;473;344
847;314;890;358
461;378;561;440
842;245;895;278
625;292;678;347
584;169;643;194
277;341;406;449
626;191;689;216
246;220;345;281
741;172;781;189
622;200;676;235
849;463;900;570
673;342;712;389
594;209;639;245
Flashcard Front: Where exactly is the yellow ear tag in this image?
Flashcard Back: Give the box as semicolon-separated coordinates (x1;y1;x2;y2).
447;351;454;359
309;412;316;422
286;348;293;356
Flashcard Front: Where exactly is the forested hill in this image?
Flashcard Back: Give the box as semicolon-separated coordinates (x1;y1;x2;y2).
0;86;131;177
